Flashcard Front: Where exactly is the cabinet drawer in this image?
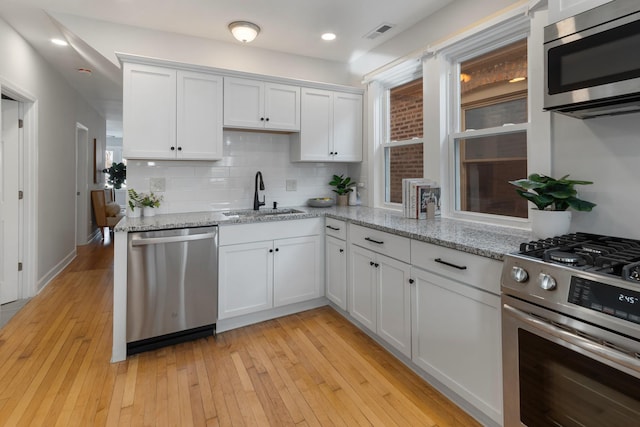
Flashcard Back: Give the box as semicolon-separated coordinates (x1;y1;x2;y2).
411;240;502;295
349;224;410;263
325;217;346;240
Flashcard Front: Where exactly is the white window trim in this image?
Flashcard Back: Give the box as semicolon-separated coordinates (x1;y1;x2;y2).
435;11;534;229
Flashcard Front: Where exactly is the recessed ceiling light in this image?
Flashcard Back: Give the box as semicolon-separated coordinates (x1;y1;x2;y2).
321;33;336;41
51;38;68;46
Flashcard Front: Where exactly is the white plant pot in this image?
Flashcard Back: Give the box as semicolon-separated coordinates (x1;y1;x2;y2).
127;207;141;218
142;207;156;217
530;209;572;239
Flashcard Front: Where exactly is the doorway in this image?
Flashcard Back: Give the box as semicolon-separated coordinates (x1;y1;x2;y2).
75;123;90;245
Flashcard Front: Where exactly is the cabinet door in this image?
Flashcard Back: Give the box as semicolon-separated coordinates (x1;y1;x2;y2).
333;92;363;162
274;235;322;306
349;244;377;332
218;241;273;319
123;63;176;159
377;254;411;358
411;267;502;424
296;88;333;161
223;77;264;129
177;71;223;160
325;236;347;310
264;83;300;131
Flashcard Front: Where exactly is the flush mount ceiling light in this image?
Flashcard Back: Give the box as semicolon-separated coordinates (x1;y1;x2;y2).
321;33;336;41
51;38;68;46
228;21;260;43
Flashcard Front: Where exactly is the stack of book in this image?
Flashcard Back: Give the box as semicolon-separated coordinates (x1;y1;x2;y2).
402;178;441;219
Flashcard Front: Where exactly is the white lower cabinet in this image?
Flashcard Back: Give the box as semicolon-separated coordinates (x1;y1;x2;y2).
411;266;502;424
325;235;347;310
349;244;412;358
218;219;323;320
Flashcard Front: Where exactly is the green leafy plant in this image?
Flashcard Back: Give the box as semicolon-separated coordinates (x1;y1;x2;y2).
139;192;163;208
127;188;143;211
329;174;356;195
509;174;596;212
103;162;126;189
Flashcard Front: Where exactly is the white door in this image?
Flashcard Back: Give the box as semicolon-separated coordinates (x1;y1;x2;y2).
218;241;273;319
273;235;322;307
264;83;300;131
0;99;20;304
348;244;377;332
325;236;347;310
298;88;333;161
333;93;363;162
75;124;88;245
377;254;411;358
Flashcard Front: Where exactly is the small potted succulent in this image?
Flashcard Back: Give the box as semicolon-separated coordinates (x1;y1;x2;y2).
509;173;596;238
329;174;356;206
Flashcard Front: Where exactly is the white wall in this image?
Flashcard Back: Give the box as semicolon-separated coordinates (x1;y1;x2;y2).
0;17;106;291
126;131;348;213
552;113;640;239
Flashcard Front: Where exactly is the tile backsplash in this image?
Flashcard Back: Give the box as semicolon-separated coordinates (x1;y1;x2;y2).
126;131;349;213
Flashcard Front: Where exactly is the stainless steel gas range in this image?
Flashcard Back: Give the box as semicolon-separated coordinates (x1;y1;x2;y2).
501;233;640;426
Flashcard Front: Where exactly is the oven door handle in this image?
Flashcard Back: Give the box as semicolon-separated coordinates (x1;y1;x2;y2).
504;304;640;372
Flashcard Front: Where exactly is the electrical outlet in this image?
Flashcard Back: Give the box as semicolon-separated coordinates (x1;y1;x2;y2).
286;179;297;191
150;177;166;192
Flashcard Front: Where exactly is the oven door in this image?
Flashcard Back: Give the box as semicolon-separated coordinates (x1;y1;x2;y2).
502;295;640;427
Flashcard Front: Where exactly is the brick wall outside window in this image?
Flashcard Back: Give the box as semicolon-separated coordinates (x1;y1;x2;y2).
388;79;423;204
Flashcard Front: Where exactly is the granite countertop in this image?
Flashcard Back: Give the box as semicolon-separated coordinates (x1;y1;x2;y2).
115;206;532;260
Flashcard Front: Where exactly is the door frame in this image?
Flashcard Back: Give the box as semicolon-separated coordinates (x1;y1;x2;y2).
1;78;38;299
75;123;89;246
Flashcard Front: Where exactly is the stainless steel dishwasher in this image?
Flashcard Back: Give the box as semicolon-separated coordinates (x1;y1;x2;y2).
126;226;218;354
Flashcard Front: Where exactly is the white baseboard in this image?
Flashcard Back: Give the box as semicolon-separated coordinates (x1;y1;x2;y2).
36;249;76;294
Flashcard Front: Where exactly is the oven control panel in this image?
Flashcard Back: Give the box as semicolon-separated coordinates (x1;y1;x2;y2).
569;276;640;324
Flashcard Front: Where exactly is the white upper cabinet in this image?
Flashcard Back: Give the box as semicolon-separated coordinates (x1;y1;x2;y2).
223;77;300;131
291;88;363;162
123;63;177;160
123;62;223;161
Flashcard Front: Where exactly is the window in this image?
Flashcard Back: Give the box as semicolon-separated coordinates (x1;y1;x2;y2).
383;78;423;204
452;39;528;218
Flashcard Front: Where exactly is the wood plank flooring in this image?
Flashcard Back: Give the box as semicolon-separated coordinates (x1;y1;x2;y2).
0;237;481;426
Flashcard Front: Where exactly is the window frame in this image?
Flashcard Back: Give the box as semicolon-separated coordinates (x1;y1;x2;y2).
441;25;532;228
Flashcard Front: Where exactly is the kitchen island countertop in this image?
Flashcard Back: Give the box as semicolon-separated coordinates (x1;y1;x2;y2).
115;206;532;260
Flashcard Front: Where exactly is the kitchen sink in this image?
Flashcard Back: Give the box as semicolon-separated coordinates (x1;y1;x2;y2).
222;208;306;218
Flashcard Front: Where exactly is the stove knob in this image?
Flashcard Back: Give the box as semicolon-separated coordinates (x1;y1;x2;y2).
538;273;557;290
510;266;529;283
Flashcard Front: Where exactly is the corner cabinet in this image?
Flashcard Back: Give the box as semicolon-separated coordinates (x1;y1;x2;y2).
122;62;223;160
291;88;363;162
218;219;324;320
223;77;300;131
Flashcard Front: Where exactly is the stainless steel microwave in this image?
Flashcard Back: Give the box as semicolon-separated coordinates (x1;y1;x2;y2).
544;0;640;119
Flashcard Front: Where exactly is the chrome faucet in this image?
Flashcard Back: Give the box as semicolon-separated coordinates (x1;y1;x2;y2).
253;171;265;210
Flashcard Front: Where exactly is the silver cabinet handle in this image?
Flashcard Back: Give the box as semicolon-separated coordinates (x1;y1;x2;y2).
434;258;467;270
364;237;384;245
131;232;217;246
504;304;640;372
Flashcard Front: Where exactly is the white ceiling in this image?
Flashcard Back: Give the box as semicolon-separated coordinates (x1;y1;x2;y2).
0;0;453;136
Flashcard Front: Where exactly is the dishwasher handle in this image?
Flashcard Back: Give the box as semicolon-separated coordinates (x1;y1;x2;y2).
131;232;217;246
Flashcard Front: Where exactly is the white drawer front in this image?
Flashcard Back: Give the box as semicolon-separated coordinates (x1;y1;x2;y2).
410;240;502;295
349;224;410;263
325;217;346;240
220;218;323;246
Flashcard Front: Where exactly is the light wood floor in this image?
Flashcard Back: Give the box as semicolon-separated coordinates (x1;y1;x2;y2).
0;236;481;426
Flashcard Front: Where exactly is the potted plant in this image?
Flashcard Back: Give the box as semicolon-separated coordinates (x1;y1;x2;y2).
103;162;126;189
329;174;356;206
138;192;163;217
509;173;596;238
127;188;143;218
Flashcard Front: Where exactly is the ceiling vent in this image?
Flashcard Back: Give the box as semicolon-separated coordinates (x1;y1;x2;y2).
364;23;394;40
